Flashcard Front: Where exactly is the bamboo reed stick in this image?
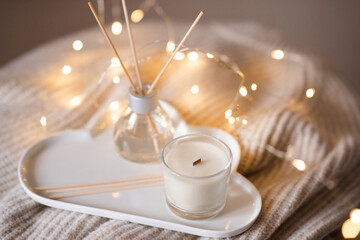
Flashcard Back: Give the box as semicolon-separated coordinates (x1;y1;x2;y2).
48;179;164;200
120;0;166;146
88;2;138;94
147;11;204;94
35;174;163;191
121;0;144;94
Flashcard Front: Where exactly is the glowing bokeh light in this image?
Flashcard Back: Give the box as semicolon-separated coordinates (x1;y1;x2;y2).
112;76;120;84
111;21;123;35
109;101;120;111
292;159;306;171
242;119;248;125
187;51;198;61
351;209;360;224
225;109;232;119
306;88;315;98
271;49;284;60
342;219;360;239
72;40;83;51
206;53;214;59
111;57;121;68
131;9;144;23
62;65;72;75
251;83;257;91
190;85;199;94
166;41;176;53
70;96;81;107
239;86;248;97
228;117;235;125
174;52;185;61
40;116;47;127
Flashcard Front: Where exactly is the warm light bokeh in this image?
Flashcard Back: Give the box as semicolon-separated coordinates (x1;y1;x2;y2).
271;49;284;60
190;85;199;94
239;86;248;97
206;53;214;59
112;76;120;84
70;96;81;107
174;52;185;61
111;21;123;35
62;65;72;75
72;40;83;51
109;101;120;111
228;117;235;124
292;159;306;171
351;209;360;224
111;57;121;68
251;83;257;91
342;219;360;239
40;116;47;127
131;9;144;23
187;51;198;61
225;109;232;119
306;88;315;98
166;41;175;53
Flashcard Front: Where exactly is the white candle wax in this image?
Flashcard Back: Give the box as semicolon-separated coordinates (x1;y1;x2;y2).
166;142;228;177
162;135;232;217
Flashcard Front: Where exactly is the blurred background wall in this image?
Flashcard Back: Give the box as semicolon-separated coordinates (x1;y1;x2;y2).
1;0;359;93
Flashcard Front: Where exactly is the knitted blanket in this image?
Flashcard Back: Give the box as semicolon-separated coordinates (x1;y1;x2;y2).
0;22;359;239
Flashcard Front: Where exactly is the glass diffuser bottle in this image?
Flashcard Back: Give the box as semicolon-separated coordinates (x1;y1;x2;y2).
113;83;174;163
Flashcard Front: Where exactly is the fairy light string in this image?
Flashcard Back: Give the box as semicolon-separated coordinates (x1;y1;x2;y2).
42;2;327;220
33;0;358;235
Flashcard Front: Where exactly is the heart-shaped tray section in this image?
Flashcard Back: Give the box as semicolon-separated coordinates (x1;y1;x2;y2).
18;103;261;238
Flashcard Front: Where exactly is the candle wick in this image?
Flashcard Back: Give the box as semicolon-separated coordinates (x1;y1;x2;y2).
193;158;202;166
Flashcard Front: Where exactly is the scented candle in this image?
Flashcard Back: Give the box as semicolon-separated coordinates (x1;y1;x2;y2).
162;134;232;219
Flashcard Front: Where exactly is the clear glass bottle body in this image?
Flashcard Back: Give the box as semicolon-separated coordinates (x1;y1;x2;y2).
113;86;174;163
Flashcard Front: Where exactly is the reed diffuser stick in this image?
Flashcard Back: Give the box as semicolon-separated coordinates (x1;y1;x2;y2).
147;11;204;94
88;1;165;146
121;0;144;94
121;0;166;146
48;180;164;200
88;2;138;94
34;174;163;191
42;176;163;195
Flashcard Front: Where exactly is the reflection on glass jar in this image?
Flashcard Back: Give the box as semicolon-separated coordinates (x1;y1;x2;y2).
113;83;174;163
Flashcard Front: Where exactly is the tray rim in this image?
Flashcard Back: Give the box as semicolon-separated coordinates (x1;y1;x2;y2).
18;127;261;238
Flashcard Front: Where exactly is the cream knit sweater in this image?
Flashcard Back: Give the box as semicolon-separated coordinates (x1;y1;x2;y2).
0;22;359;239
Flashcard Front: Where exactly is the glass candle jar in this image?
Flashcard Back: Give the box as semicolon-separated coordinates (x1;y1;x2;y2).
113;84;174;163
162;134;232;219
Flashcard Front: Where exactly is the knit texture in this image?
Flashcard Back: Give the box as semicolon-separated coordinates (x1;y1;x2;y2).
0;22;359;239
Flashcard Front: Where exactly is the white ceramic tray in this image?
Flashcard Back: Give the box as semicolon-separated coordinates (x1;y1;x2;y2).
18;104;261;238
